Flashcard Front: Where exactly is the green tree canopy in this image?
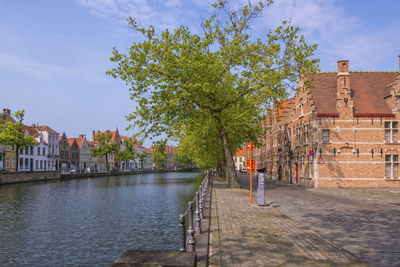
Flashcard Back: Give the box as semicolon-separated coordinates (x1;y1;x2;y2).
117;138;140;170
91;132;118;172
108;0;318;186
0;110;35;171
152;139;167;169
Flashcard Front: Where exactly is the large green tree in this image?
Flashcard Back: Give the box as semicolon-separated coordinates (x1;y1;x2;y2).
117;138;140;170
91;132;118;172
108;0;318;187
0;110;35;171
152;139;167;169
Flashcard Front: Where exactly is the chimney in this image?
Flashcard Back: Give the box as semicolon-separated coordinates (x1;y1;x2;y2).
337;60;349;74
79;134;85;139
92;130;96;142
336;59;353;115
31;124;36;127
337;60;350;93
3;108;10;115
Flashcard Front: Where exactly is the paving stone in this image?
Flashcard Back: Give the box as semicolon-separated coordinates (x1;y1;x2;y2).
209;175;366;266
237;174;400;267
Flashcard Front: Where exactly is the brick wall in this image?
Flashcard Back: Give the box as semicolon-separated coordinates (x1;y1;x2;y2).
254;60;400;188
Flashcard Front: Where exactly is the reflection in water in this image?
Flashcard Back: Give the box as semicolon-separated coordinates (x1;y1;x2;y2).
0;172;201;266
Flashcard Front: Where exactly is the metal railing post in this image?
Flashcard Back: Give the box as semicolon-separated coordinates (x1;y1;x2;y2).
179;214;186;252
194;191;201;234
199;182;204;219
187;202;196;252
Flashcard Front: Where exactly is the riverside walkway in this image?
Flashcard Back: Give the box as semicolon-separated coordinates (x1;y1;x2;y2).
208;175;366;266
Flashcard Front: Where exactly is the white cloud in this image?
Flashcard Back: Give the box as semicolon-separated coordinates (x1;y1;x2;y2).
260;0;399;71
0;52;104;82
75;0;400;71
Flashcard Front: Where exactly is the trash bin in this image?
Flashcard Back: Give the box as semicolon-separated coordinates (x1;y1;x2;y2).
257;171;265;206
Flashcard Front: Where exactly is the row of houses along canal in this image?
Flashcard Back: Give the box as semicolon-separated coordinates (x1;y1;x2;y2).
0;171;202;266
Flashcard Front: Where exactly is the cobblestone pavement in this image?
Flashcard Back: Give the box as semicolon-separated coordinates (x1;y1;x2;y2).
237;174;400;267
209;176;365;267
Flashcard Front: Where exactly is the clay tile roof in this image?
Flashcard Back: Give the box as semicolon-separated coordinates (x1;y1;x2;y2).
96;130;119;142
277;99;292;118
308;72;399;115
74;137;84;148
36;125;59;134
22;125;40;138
67;138;77;147
235;147;246;157
144;147;153;153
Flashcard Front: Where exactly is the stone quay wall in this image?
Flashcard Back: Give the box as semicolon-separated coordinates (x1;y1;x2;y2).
0;171;61;185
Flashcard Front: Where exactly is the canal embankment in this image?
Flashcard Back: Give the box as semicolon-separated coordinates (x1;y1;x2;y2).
0;171;60;185
0;172;201;266
0;168;200;185
113;172;212;267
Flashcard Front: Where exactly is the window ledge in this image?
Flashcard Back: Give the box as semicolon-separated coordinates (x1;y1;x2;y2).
322;142;331;144
385;142;400;145
385;178;400;181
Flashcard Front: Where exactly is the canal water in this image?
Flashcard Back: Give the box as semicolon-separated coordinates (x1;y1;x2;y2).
0;172;202;266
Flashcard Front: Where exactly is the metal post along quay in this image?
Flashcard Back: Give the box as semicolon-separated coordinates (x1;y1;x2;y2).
178;172;211;252
246;142;256;203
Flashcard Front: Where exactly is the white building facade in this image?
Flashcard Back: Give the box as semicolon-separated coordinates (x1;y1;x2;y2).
18;127;49;171
37;126;59;171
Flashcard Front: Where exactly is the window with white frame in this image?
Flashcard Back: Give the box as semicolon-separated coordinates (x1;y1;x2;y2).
322;129;330;143
385;121;398;143
25;158;28;169
385;154;398;179
19;158;23;169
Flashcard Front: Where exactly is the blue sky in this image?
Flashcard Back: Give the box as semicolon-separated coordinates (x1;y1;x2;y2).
1;0;399;146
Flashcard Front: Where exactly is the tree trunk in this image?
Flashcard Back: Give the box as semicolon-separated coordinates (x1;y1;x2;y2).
105;154;109;172
15;145;20;172
217;126;239;188
218;158;226;181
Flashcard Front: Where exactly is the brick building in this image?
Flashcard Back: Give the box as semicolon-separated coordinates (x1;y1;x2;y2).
254;60;400;188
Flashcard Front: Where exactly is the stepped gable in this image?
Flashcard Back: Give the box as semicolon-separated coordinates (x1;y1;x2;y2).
308;72;399;116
